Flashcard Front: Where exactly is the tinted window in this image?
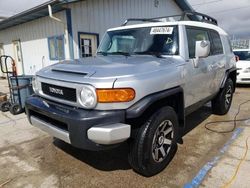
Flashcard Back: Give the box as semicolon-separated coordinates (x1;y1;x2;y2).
234;51;250;61
186;27;209;58
210;30;223;55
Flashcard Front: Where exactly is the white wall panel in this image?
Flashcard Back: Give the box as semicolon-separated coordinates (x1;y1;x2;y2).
67;0;182;58
0;11;66;75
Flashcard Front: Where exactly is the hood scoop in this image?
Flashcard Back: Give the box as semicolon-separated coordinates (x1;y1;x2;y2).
51;67;88;76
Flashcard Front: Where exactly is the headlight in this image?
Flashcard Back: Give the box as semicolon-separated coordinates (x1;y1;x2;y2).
243;67;250;73
79;85;97;109
32;76;39;93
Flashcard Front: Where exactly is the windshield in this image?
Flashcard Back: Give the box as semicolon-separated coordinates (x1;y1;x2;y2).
98;26;179;56
234;51;250;61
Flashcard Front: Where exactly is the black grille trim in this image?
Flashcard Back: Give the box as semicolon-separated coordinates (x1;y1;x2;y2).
41;82;77;102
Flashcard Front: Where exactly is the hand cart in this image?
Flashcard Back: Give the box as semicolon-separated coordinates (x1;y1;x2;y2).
0;55;33;115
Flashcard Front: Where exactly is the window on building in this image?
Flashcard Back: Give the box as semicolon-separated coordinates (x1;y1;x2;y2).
209;30;223;55
48;35;65;60
186;27;210;58
79;33;98;58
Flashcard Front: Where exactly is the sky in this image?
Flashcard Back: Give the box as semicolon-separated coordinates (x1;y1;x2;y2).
188;0;250;39
0;0;249;39
0;0;47;17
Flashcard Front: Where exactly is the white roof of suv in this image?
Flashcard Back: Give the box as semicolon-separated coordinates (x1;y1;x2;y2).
233;49;250;52
108;21;228;36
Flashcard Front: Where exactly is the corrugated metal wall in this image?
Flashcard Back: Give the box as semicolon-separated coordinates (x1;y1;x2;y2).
68;0;182;58
0;12;66;75
0;0;182;75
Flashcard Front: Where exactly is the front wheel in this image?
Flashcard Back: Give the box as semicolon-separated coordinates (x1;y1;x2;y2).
128;106;178;177
212;78;234;115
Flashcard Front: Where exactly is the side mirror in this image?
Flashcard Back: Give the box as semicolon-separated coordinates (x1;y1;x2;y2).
195;40;210;59
193;40;210;68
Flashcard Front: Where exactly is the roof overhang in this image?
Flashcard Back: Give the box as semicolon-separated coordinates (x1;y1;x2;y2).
0;0;194;31
0;0;79;31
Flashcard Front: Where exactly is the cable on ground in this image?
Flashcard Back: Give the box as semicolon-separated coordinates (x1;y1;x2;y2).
221;136;249;188
205;100;250;133
204;99;250;187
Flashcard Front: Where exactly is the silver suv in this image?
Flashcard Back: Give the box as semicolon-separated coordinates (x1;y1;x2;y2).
26;12;236;176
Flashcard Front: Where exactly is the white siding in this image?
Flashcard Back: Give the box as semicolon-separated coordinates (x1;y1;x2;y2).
67;0;182;58
0;11;66;75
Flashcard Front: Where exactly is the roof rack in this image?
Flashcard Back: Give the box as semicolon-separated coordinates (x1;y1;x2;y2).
121;11;218;26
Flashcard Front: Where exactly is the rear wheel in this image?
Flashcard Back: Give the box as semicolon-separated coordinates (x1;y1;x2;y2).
212;78;234;115
128;106;178;177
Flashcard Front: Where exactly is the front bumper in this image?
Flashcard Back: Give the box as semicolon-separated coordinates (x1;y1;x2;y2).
25;96;130;151
236;72;250;84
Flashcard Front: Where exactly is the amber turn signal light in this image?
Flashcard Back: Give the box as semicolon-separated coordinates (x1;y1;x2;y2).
96;88;135;103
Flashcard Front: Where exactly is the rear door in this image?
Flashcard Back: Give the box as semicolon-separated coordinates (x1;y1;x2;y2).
208;30;226;92
13;40;24;75
0;44;5;77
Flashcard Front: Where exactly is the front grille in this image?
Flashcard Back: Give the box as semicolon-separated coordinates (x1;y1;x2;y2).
242;78;250;81
41;82;77;102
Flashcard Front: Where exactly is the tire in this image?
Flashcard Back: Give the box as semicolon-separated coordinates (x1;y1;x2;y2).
128;106;178;177
0;101;11;112
10;103;23;115
212;78;234;115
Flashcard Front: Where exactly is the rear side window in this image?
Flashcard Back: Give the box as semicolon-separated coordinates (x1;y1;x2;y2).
209;30;223;55
186;27;210;58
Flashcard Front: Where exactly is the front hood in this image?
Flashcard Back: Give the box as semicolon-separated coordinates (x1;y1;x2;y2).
37;55;175;80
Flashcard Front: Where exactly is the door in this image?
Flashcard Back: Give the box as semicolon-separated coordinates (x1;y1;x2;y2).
208;30;226;92
184;27;213;107
13;40;24;75
79;33;98;58
0;44;5;77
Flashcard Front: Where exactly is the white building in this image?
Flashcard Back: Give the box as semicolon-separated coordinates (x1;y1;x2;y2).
0;0;193;76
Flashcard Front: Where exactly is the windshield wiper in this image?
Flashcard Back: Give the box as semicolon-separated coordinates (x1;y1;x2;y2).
109;52;131;57
97;51;108;56
134;51;165;58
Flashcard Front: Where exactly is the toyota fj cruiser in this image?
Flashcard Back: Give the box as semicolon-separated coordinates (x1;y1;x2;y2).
26;12;237;176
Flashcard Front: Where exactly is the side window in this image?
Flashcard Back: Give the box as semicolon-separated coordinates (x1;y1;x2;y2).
48;35;65;60
209;30;223;55
186;27;209;58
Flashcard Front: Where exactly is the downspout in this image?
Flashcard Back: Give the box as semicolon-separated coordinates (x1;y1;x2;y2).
48;4;70;60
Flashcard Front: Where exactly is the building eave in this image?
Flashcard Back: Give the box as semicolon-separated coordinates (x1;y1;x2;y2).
0;0;194;31
0;0;79;31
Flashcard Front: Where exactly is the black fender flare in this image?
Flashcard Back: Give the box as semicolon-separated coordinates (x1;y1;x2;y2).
126;86;185;127
220;67;237;90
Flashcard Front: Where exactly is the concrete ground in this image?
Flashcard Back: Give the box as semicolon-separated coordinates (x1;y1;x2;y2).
0;78;250;188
